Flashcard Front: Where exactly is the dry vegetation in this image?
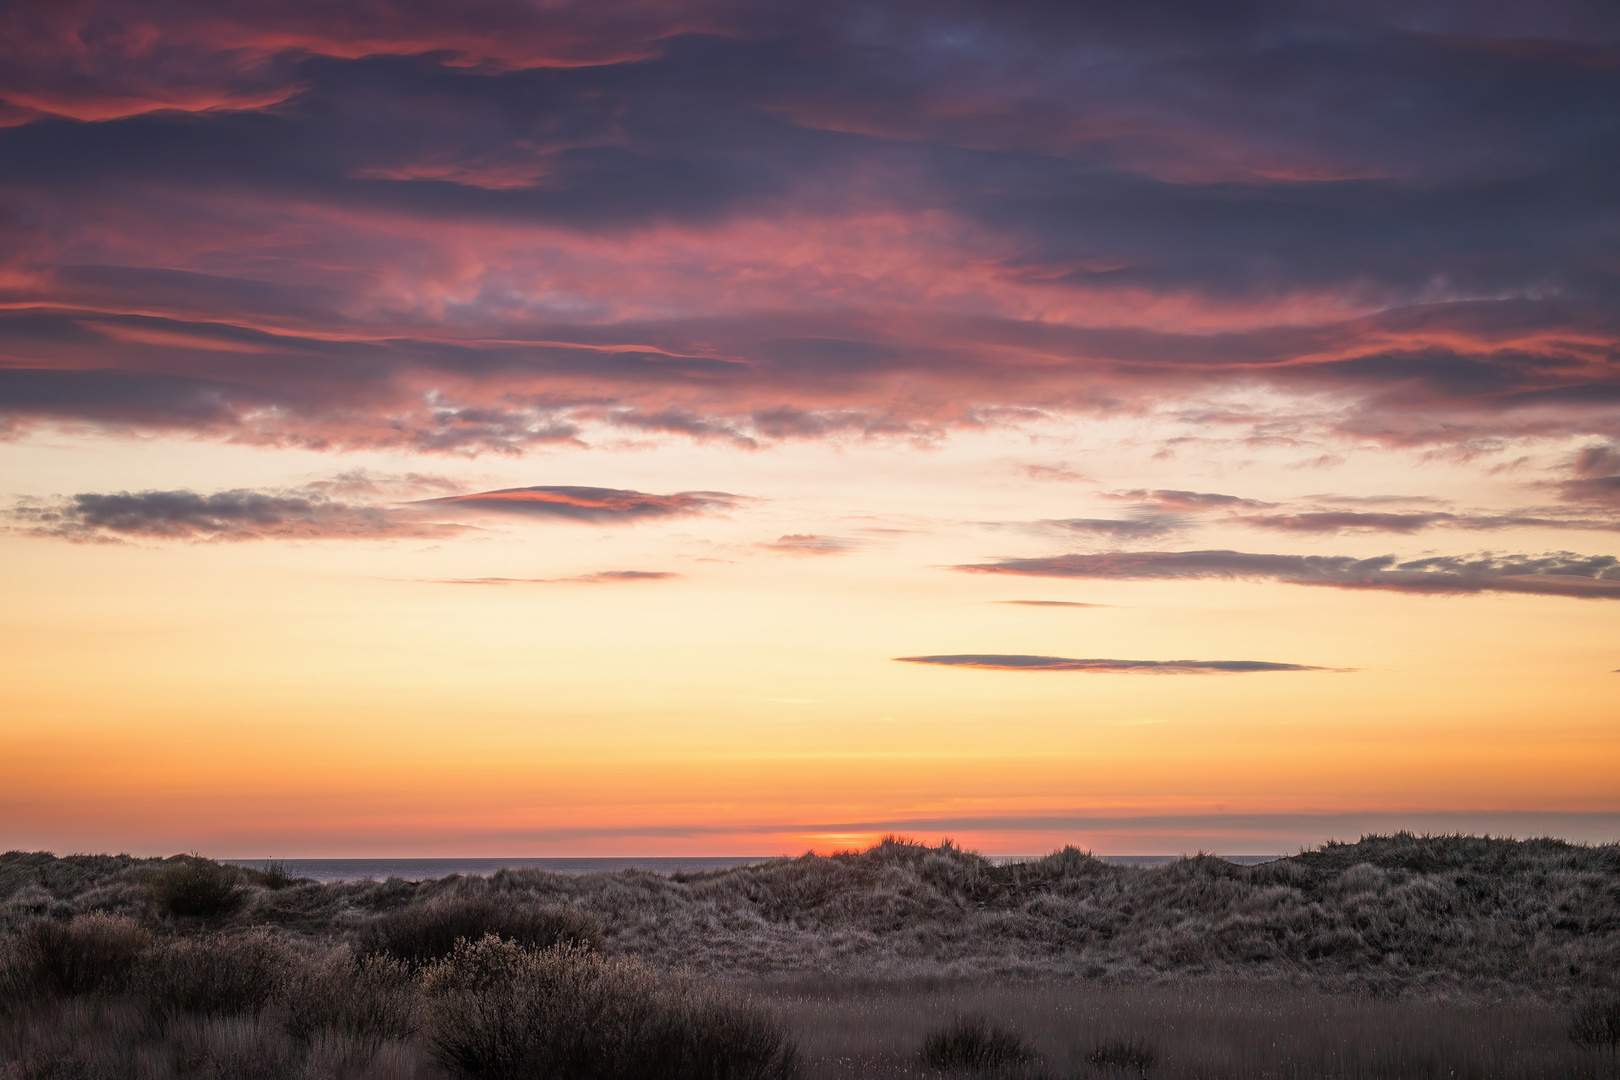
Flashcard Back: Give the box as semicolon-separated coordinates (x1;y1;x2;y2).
1;834;1617;1078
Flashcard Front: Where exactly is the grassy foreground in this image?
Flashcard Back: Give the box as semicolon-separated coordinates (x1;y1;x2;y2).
1;835;1618;1078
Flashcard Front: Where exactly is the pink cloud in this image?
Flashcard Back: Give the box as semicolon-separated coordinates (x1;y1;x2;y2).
0;1;1615;454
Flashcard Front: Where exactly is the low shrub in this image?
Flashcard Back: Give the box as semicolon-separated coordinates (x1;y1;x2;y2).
255;861;300;891
135;930;293;1018
1086;1037;1157;1074
918;1016;1035;1072
1569;990;1620;1051
147;857;245;921
0;915;151;1002
356;895;602;967
281;949;417;1046
420;937;797;1080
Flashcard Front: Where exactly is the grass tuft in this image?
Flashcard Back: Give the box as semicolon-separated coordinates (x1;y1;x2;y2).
255;860;300;891
1085;1036;1157;1074
919;1016;1036;1072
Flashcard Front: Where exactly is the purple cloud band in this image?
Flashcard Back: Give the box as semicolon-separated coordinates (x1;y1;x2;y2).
0;1;1614;452
9;482;736;541
421;485;738;522
7;488;462;542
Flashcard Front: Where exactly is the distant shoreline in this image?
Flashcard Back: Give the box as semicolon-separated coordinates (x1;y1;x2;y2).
219;854;1282;883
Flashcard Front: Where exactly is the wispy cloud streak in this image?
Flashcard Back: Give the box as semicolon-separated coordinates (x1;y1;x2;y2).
9;488;462;542
429;571;677;584
995;600;1108;608
896;654;1331;674
9;481;733;540
958;550;1620;599
757;534;859;555
422;486;738;522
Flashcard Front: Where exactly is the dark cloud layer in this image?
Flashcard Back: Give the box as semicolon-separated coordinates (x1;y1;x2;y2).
958;549;1620;599
9;480;732;539
1237;509;1620;533
8;488;462;542
1047;517;1180;539
0;1;1615;451
896;654;1328;673
422;486;737;522
1239;511;1459;533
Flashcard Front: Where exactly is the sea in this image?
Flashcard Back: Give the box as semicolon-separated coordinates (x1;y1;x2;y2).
222;854;1278;884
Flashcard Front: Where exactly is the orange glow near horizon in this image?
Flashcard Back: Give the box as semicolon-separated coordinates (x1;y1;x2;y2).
3;2;1619;859
3;426;1618;857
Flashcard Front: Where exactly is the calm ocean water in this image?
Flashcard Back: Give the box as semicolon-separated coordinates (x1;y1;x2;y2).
223;854;1278;883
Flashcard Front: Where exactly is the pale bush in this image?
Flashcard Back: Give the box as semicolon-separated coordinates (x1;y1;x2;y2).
136;930;293;1018
357;896;602;968
281;948;417;1046
421;937;796;1080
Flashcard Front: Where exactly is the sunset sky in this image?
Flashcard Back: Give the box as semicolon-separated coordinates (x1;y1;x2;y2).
3;0;1619;857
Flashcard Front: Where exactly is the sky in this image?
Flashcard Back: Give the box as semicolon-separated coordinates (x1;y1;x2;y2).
2;0;1619;857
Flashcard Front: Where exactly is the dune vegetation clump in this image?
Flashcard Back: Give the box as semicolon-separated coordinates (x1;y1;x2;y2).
420;937;797;1080
135;929;297;1019
0;914;150;1001
147;856;247;921
356;894;603;968
280;948;418;1049
1;835;1618;1077
7;834;1620;993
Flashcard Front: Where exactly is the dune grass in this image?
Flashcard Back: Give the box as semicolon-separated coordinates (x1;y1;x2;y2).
1;835;1617;1078
772;979;1620;1078
6;834;1617;990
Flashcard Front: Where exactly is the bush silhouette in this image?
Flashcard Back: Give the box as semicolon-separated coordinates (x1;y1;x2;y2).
0;914;151;1001
147;856;245;920
1570;991;1620;1051
420;936;797;1080
919;1016;1035;1072
356;895;602;967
